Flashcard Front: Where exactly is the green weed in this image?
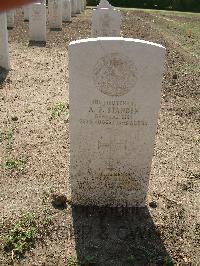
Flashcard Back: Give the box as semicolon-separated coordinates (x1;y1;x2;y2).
4;159;18;170
50;102;69;120
140;9;200;60
0;129;13;144
181;63;200;75
4;211;55;259
127;255;137;265
67;256;78;266
164;256;174;266
83;255;95;265
144;8;200;18
4;213;38;258
4;157;28;170
67;255;95;266
21;41;28;47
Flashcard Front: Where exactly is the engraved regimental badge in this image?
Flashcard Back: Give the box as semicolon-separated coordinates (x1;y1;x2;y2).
93;53;137;97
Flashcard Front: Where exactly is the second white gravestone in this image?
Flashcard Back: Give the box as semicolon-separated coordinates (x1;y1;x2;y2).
7;10;15;28
71;0;77;16
0;13;10;70
91;0;121;37
69;38;165;207
62;0;72;22
23;6;30;21
48;0;62;29
29;2;46;42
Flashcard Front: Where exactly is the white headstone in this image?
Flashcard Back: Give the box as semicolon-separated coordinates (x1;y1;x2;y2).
23;6;30;21
0;13;10;70
91;0;121;37
69;37;165;207
97;0;112;8
81;0;84;12
48;0;62;29
7;10;15;28
76;0;81;14
71;0;77;16
62;0;72;22
29;2;46;41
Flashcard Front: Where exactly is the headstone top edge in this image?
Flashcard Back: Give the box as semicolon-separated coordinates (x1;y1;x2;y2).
97;0;113;8
93;7;120;12
93;7;110;10
31;2;43;5
0;12;6;16
69;37;166;50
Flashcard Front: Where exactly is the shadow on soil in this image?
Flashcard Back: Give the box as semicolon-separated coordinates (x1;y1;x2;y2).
50;28;62;32
0;67;9;87
28;41;46;47
72;206;170;266
63;21;72;24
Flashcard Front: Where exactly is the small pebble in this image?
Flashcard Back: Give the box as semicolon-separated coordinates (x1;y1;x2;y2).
149;201;157;208
11;116;18;121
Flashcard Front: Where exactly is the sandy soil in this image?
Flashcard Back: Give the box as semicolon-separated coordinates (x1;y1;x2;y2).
0;8;199;266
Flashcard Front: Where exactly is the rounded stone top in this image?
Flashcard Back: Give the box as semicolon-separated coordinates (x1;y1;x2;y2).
97;0;113;9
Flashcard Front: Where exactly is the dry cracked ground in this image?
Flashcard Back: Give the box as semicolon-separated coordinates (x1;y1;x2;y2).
0;7;199;266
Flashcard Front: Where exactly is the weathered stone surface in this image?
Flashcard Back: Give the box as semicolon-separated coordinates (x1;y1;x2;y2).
7;10;15;28
71;0;77;16
23;5;30;21
62;0;72;22
69;37;165;207
97;0;112;8
83;0;86;9
81;0;84;12
76;0;82;14
48;0;62;29
91;0;121;37
0;13;10;70
29;3;46;41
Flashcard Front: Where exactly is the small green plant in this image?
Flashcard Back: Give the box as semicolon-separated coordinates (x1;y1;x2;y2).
4;157;28;170
127;255;137;265
18;157;28;169
4;213;38;258
45;214;53;224
0;129;13;144
164;256;174;266
21;41;28;47
67;255;78;266
83;255;95;265
4;159;18;170
50;102;69;120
